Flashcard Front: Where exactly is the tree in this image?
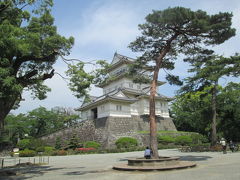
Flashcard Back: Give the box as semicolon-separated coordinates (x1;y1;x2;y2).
65;60;110;100
0;0;74;133
171;88;212;136
181;54;225;145
180;52;240;145
0;113;30;149
218;83;240;142
0;106;80;149
171;82;240;143
128;7;235;158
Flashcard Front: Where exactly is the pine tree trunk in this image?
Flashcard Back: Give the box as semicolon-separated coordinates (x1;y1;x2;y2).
149;73;159;158
148;33;179;158
211;81;218;146
149;68;160;158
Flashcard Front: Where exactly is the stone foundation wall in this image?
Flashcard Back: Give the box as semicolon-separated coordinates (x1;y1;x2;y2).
41;115;176;148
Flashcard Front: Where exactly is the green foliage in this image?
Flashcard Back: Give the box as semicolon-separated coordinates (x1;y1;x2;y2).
65;60;110;99
175;135;193;146
0;0;74;130
44;146;55;153
84;141;101;149
36;146;45;152
66;134;81;149
29;138;45;150
171;88;212;136
19;149;37;157
115;137;138;149
158;135;176;144
128;7;235;85
17;139;31;150
172;82;240;142
190;134;209;144
66;62;94;99
17;138;44;150
1;106;80;148
55;137;62;150
158;144;179;150
217;83;240;142
3;113;30;146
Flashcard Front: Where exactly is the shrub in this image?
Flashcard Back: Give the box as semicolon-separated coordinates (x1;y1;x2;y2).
190;134;209;144
36;146;45;152
43;146;55;155
19;149;37;157
84;141;101;149
75;148;96;153
17;138;45;150
29;139;45;150
158;144;179;149
17;139;31;150
115;137;138;149
158;135;176;144
210;144;222;152
55;137;62;150
189;143;210;152
175;135;192;146
44;146;55;152
56;150;67;156
66;134;81;149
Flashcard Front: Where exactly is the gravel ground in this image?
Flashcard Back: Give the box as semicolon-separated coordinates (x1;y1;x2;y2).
1;149;240;180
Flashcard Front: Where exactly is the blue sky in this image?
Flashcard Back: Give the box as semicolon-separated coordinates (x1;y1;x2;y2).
13;0;240;114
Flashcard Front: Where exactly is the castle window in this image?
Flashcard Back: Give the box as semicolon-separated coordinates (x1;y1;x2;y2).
129;83;133;88
116;105;122;111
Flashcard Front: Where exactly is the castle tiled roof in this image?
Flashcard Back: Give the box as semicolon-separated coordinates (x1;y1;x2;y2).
78;88;138;111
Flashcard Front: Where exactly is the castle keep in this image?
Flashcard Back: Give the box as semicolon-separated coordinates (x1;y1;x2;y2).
42;53;176;148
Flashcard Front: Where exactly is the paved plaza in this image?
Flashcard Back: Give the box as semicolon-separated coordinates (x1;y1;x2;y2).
1;149;240;180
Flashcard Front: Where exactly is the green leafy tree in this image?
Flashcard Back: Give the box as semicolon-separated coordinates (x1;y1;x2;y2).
171;88;212;137
218;83;240;141
27;107;58;137
5;113;30;143
171;83;240;142
128;7;235;158
65;60;110;100
0;0;74;133
181;53;240;145
182;54;225;145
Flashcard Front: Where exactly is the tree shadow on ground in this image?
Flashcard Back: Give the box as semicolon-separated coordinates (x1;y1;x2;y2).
0;166;73;180
179;155;212;161
64;169;111;176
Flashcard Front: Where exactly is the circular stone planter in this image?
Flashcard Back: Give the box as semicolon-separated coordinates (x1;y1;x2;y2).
113;156;196;171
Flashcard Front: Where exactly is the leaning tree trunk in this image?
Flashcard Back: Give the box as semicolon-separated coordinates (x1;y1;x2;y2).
149;67;160;158
211;81;218;146
148;33;179;158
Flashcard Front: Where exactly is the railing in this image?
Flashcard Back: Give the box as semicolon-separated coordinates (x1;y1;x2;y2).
0;156;49;169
